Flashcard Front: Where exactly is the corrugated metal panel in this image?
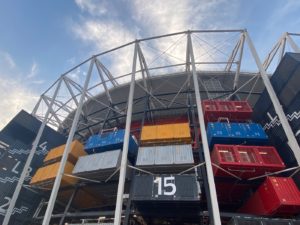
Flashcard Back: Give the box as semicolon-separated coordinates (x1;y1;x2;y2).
135;147;155;165
84;129;138;156
43;140;86;165
140;123;191;145
207;122;269;148
30;161;77;187
155;145;174;165
73;150;121;174
174;144;194;164
240;177;300;215
228;217;295;225
136;144;194;173
72;150;130;181
136;145;194;166
202;100;252;123
212;144;285;179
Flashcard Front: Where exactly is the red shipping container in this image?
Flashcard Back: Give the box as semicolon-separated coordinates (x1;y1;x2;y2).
202;100;252;123
215;182;253;203
239;177;300;215
211;144;285;179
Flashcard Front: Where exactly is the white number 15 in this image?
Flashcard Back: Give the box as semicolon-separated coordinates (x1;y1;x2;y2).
154;176;176;196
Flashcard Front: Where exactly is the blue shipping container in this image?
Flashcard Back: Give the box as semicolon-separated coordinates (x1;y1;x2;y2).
84;129;138;156
206;122;268;149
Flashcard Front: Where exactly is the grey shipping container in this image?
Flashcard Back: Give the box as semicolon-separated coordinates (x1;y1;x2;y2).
72;149;131;181
228;216;299;225
135;144;194;173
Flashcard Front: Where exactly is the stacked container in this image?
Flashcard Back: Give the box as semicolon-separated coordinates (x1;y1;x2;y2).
203;100;287;207
138;122;194;172
84;129;138;157
30;140;86;188
133;122;201;202
239;177;300;216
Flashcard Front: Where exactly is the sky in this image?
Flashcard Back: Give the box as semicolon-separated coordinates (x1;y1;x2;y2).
0;0;300;129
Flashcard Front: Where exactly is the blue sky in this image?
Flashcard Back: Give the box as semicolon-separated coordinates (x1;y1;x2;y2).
0;0;300;128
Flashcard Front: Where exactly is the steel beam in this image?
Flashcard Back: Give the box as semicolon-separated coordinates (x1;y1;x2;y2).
3;78;63;225
286;34;300;53
245;31;300;165
42;58;95;225
233;33;245;90
113;42;138;225
58;186;78;225
188;32;221;225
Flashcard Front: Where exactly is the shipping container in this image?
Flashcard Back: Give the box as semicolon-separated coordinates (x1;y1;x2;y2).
73;149;131;181
0;110;66;225
215;182;253;203
211;144;285;178
30;161;77;188
239;177;300;216
43;140;86;165
135;144;194;173
228;216;299;225
140;123;191;145
207;122;269;149
84;129;138;156
132;174;200;201
202;100;252;123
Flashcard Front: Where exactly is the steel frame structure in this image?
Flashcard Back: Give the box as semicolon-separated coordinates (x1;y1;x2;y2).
3;29;300;225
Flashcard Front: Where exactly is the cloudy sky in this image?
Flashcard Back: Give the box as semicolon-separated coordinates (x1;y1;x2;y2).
0;0;299;129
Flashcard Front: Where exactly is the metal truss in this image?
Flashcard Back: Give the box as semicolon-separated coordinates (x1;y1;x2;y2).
263;32;300;71
4;29;300;225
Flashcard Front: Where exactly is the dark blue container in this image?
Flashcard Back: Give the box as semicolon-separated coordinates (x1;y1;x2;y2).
84;129;138;156
206;122;269;149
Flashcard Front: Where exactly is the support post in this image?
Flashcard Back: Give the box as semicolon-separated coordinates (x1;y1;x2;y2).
42;58;95;225
58;186;78;225
114;42;138;225
245;31;300;165
286;33;300;53
3;79;63;225
233;33;245;90
188;32;221;225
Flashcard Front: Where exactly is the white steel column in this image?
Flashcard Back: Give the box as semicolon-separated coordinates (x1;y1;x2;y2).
245;31;300;165
42;58;95;225
3;79;63;225
188;32;221;225
114;42;138;225
286;34;300;53
233;33;245;90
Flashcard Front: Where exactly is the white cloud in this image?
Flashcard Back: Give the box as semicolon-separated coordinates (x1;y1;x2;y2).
0;51;16;69
0;52;40;129
72;19;136;82
75;0;108;16
26;61;38;78
70;0;242;81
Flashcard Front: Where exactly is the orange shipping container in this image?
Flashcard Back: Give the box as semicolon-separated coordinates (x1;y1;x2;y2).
140;125;157;142
44;140;86;165
30;161;77;188
141;123;191;145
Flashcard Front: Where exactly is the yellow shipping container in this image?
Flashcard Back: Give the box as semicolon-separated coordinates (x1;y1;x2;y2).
173;123;191;141
140;125;157;142
141;122;191;145
156;124;173;140
44;140;86;165
30;161;77;188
